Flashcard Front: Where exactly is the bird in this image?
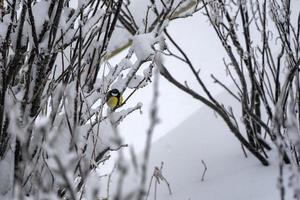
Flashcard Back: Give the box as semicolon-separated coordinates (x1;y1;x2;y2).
106;89;123;109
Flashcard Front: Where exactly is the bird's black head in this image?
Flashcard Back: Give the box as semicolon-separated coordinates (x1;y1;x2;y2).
108;89;120;97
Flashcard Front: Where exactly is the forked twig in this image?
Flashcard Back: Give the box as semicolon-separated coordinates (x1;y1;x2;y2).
146;162;172;200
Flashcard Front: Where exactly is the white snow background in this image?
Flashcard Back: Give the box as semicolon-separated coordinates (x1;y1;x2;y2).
109;8;229;156
111;78;293;200
99;4;294;200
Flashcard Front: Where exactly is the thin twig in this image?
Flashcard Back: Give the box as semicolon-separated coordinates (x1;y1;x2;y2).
201;160;207;182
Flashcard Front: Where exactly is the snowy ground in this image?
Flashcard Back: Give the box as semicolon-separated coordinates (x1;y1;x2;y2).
106;88;293;200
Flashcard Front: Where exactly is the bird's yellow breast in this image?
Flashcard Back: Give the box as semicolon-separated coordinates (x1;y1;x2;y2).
106;96;123;109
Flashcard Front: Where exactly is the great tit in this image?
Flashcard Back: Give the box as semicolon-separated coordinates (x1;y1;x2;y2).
106;89;123;109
